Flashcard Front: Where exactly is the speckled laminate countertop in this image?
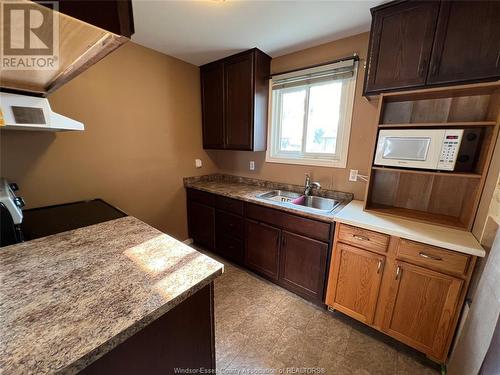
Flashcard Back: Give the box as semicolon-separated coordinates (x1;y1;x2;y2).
0;216;223;375
184;174;353;222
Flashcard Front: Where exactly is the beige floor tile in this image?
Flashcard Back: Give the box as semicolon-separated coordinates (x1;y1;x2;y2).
201;248;437;375
271;326;324;368
396;351;440;375
338;327;398;375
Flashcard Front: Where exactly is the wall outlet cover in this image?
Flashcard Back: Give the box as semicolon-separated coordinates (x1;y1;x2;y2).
249;161;255;171
349;169;358;182
195;159;202;168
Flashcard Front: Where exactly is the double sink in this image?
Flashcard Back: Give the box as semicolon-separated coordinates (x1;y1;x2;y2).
256;190;341;214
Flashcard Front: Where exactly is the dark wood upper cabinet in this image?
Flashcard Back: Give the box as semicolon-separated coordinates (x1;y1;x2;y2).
364;0;500;96
200;48;271;151
201;62;225;149
428;1;500;85
364;1;440;95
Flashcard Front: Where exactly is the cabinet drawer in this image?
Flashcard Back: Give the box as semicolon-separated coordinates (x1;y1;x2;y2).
397;239;471;277
216;234;244;265
187;189;215;206
246;203;330;242
337;224;389;254
216;195;244;215
216;210;244;239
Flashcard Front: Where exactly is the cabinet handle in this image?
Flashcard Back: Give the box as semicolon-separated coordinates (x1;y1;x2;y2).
395;265;401;280
377;259;383;274
419;252;442;261
282;235;287;247
276;235;280;248
353;234;370;241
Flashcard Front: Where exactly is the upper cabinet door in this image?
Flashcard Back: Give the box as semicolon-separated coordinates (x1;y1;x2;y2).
428;1;500;85
201;62;225;149
363;1;440;95
224;52;254;150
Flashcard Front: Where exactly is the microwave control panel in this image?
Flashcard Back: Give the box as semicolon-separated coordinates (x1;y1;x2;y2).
437;129;464;171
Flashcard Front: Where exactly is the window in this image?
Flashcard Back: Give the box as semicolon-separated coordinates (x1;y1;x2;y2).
267;59;358;168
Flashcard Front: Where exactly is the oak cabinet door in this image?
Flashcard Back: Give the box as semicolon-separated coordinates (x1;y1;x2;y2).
245;219;280;280
188;201;215;249
382;261;463;360
224;52;254;150
326;243;385;324
201;62;225;149
428;1;500;85
364;1;439;95
279;231;328;302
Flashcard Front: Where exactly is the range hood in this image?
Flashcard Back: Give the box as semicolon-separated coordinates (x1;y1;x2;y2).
0;0;132;96
0;92;83;131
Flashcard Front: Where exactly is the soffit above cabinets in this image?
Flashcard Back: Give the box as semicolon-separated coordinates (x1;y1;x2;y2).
0;0;133;97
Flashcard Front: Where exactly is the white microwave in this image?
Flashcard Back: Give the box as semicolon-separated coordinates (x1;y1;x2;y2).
374;129;481;172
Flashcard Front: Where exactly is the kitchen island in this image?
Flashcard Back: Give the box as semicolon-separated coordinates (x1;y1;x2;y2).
0;216;223;374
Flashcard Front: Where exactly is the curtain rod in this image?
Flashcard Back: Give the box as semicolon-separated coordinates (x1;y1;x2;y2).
270;53;360;79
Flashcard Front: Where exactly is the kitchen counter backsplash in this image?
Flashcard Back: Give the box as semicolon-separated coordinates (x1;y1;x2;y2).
184;174;353;202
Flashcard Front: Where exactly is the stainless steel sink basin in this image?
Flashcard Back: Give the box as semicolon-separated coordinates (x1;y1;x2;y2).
293;196;341;212
256;190;341;213
256;190;302;203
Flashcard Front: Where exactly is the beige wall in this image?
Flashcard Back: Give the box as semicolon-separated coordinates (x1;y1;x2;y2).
211;32;378;199
0;42;218;240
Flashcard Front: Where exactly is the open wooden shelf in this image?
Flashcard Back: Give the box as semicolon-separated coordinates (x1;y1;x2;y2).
378;121;496;128
365;203;468;230
371;166;482;179
365;81;500;231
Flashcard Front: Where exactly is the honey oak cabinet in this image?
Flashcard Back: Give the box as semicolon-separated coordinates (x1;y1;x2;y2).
364;0;500;96
326;223;476;363
381;261;463;360
326;243;385;324
200;48;271;151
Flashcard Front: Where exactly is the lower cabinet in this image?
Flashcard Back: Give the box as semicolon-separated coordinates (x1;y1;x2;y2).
381;261;463;360
187;201;215;249
245;219;281;281
280;231;328;301
186;189;333;305
326;243;384;324
325;223;475;363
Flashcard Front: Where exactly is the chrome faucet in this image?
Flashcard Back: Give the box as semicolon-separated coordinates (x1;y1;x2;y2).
304;174;321;196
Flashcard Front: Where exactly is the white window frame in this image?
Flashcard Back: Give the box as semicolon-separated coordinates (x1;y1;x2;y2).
266;60;358;168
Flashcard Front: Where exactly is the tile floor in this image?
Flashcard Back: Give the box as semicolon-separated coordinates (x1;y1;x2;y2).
208;251;441;375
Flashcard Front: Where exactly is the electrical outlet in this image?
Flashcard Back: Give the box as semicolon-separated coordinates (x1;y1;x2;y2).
195;159;202;168
349;169;358;182
249;161;255;171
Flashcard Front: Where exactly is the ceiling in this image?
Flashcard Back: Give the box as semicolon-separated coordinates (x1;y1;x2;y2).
131;0;385;66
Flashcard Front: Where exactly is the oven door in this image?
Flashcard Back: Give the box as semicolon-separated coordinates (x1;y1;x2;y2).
374;129;445;170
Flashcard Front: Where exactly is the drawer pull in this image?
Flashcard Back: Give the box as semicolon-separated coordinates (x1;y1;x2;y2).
352;234;370;241
395;265;401;280
377;259;383;274
419;252;443;261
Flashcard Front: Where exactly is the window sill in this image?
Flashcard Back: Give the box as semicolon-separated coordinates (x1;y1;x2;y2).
265;155;347;168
